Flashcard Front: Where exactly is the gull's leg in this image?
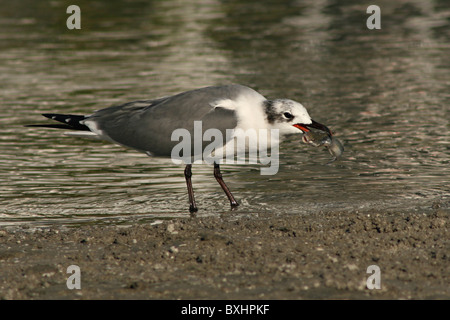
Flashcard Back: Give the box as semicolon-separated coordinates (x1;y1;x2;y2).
184;164;198;212
213;162;239;209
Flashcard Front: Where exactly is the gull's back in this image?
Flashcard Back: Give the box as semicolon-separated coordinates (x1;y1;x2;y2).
83;85;257;157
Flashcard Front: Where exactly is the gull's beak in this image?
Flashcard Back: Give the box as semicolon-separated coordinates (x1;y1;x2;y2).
293;120;332;136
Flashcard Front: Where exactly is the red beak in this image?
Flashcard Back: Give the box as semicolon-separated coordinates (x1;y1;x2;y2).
294;120;332;136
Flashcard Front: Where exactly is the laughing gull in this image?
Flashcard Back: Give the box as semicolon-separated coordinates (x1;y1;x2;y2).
28;84;333;212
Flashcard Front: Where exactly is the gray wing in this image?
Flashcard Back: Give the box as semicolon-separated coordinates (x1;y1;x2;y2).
84;85;249;157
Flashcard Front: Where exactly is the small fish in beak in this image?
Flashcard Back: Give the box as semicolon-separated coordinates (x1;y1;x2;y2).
301;129;344;164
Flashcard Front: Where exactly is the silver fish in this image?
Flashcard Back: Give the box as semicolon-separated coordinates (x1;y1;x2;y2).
302;130;344;163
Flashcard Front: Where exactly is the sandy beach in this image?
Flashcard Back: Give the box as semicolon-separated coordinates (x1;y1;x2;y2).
1;202;448;300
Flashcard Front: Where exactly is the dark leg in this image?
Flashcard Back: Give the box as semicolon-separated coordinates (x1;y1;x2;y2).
213;162;239;209
184;164;198;212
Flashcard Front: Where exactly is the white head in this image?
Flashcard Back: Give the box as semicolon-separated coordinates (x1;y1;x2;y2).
264;99;331;137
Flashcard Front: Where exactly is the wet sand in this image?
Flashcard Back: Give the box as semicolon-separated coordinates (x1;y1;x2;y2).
0;203;448;300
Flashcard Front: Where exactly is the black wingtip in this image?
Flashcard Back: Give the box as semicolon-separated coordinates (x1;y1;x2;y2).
25;124;75;130
42;113;56;119
27;113;90;131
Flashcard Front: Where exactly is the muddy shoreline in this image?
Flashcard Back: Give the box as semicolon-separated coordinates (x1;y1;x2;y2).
0;205;448;300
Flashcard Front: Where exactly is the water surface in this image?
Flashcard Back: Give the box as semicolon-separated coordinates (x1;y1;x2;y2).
1;0;449;226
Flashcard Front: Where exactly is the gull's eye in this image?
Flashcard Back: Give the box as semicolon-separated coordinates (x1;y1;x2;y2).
283;112;294;119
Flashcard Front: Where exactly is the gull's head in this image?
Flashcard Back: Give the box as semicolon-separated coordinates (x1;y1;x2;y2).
264;99;332;137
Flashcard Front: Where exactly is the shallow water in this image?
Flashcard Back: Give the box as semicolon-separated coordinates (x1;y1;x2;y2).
1;0;449;226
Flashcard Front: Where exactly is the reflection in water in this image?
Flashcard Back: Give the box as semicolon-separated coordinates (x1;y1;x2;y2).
0;0;449;226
